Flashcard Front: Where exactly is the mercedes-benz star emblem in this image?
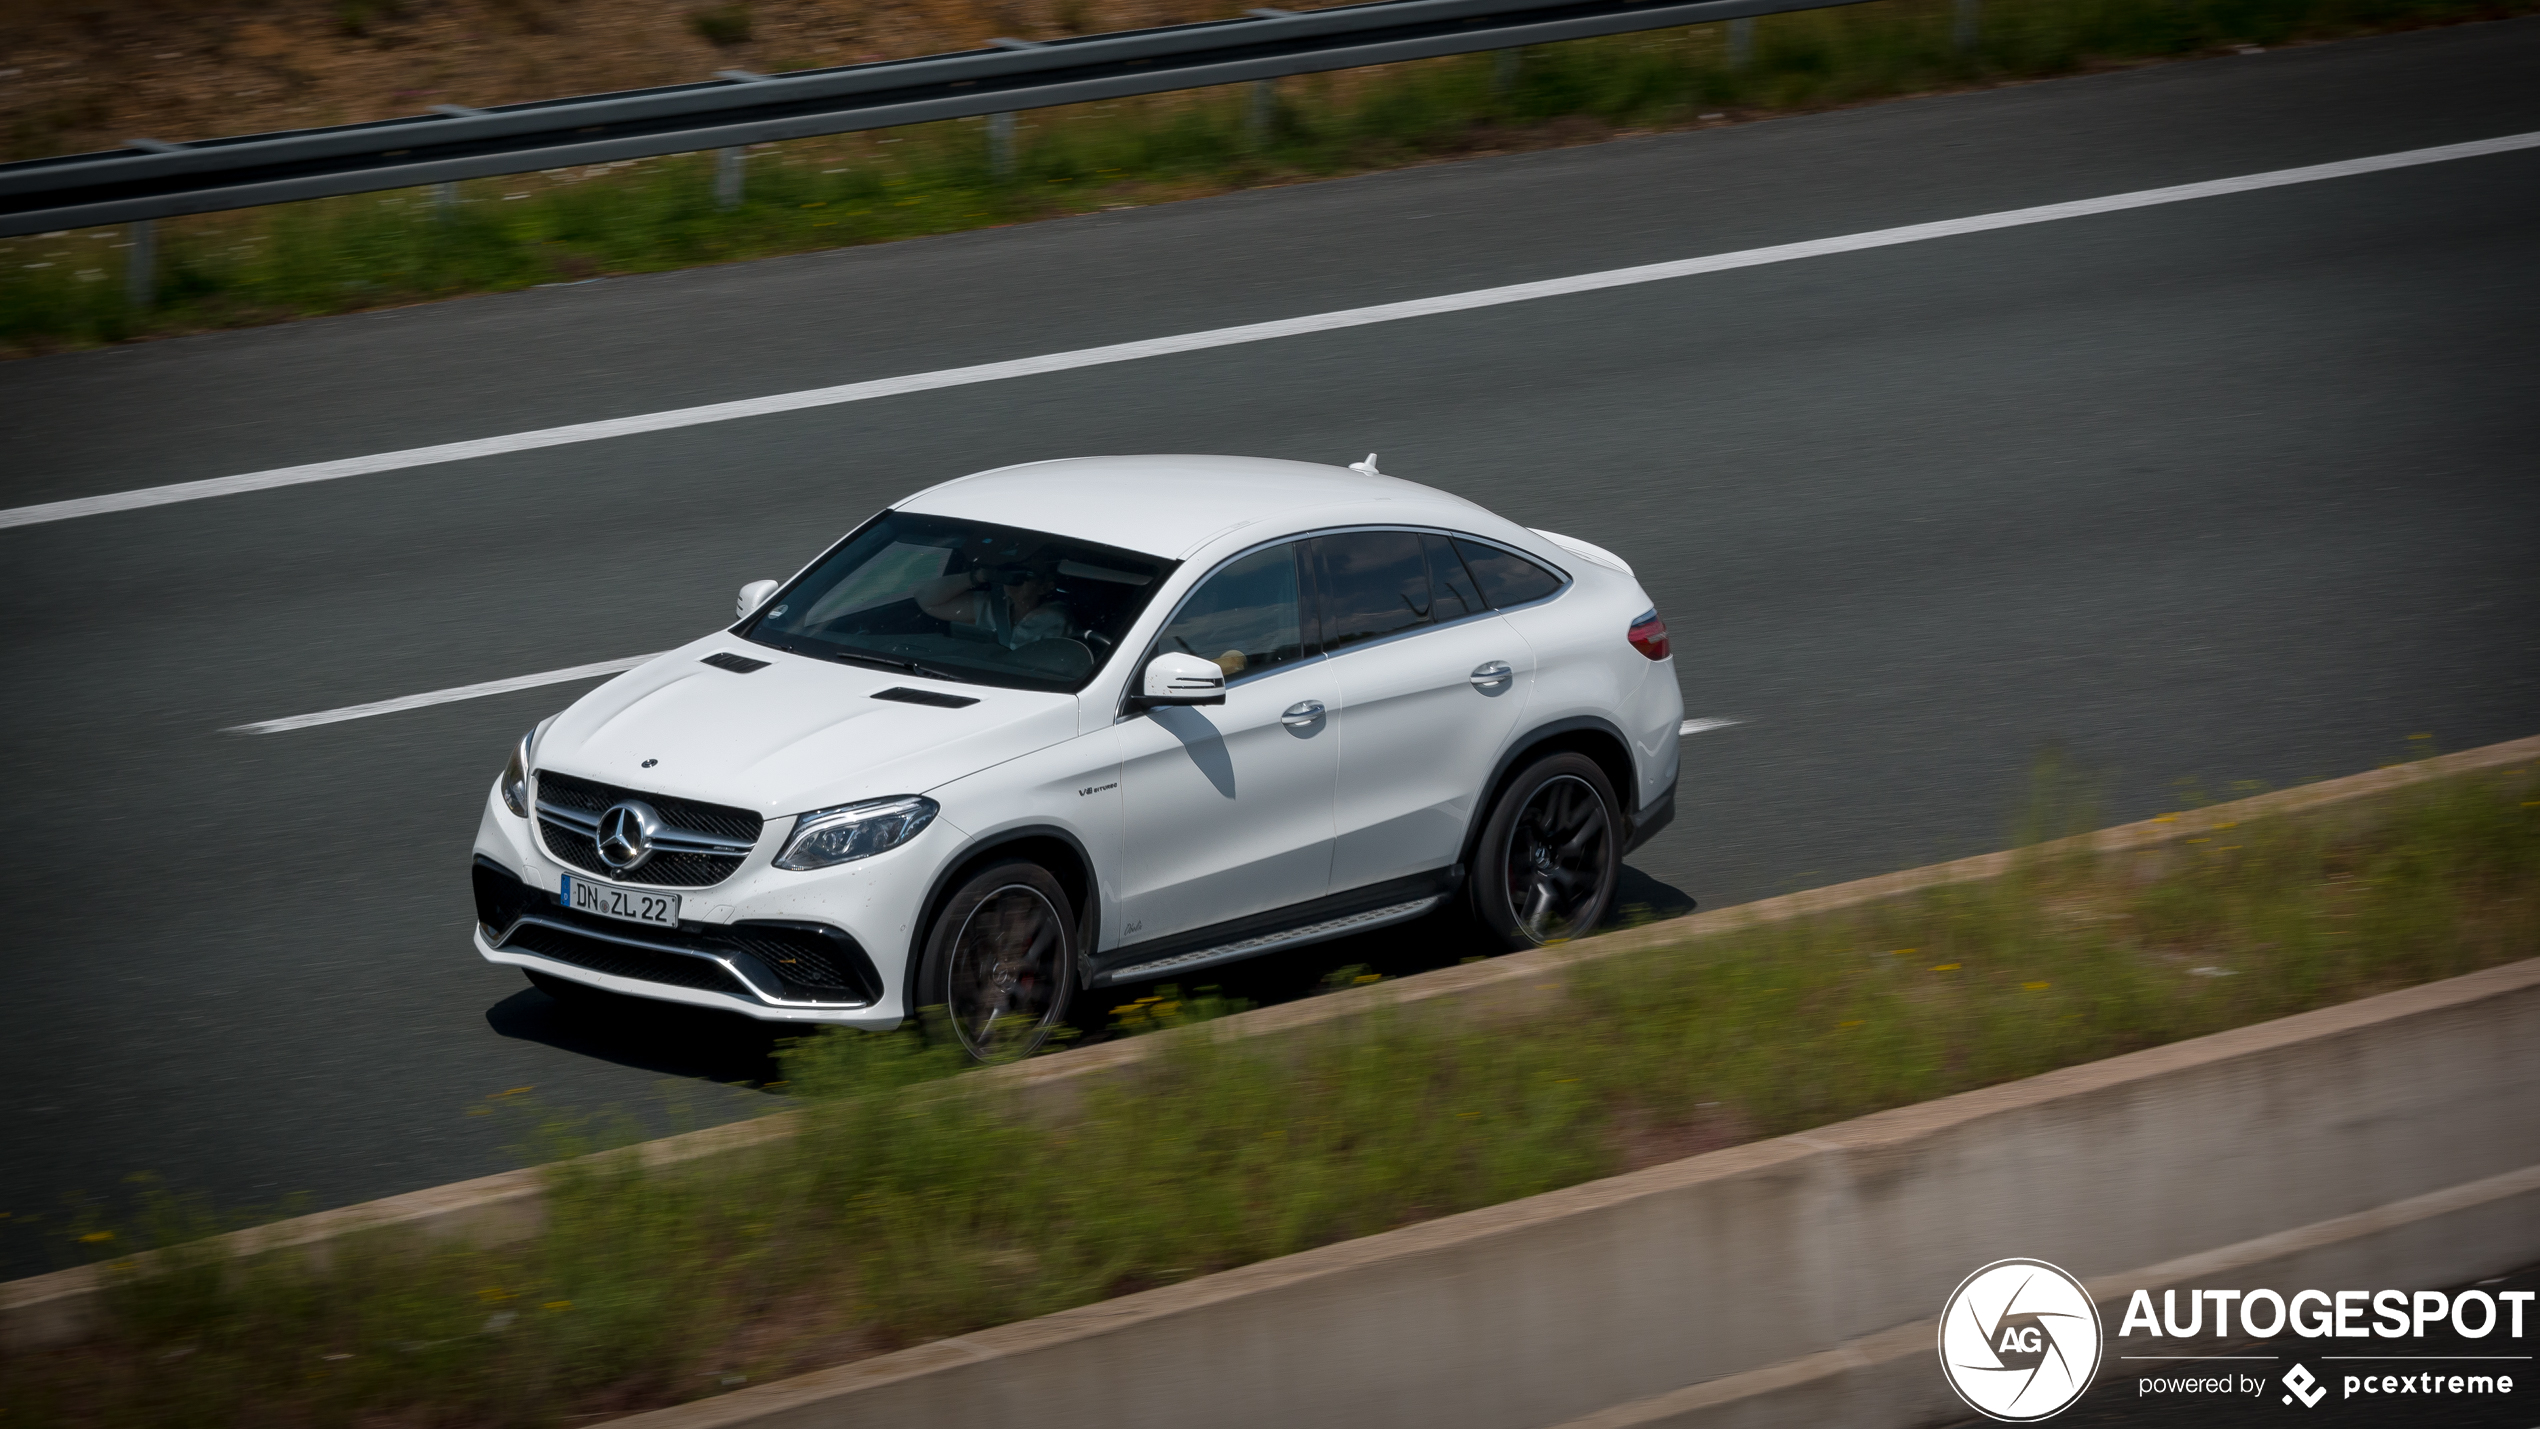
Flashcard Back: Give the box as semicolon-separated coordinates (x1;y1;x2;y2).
595;800;661;872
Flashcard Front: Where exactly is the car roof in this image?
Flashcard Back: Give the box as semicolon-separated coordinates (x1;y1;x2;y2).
895;455;1523;560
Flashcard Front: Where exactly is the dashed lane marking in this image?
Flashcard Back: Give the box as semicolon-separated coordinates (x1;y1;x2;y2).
236;671;1750;737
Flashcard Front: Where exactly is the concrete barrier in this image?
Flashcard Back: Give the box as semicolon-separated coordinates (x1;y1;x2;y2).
1559;1161;2540;1428
607;957;2540;1429
5;732;2533;1355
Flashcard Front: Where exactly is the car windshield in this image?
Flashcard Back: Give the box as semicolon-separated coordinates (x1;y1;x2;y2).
741;512;1173;693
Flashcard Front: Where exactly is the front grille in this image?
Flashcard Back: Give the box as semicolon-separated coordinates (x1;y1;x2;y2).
533;768;763;888
504;922;747;996
538;818;743;887
536;770;763;844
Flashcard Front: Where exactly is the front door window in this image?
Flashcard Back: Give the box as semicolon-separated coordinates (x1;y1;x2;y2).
1147;542;1309;682
1114;541;1336;951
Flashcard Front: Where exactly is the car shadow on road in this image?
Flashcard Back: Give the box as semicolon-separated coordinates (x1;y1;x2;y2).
484;984;794;1088
1609;863;1702;924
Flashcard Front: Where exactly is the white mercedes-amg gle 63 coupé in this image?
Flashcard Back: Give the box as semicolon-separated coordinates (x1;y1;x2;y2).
472;455;1682;1060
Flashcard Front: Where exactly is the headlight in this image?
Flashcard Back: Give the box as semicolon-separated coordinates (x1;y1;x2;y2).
775;795;938;871
499;730;532;818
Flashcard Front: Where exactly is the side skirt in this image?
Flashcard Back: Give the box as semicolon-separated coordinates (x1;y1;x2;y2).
1090;866;1460;989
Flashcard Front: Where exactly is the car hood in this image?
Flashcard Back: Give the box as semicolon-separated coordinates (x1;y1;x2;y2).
532;635;1082;819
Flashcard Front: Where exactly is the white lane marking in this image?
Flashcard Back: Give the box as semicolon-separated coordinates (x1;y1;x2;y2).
234;664;1751;739
9;129;2536;535
224;653;659;734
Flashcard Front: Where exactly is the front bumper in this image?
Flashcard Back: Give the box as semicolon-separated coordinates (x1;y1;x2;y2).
472;856;902;1027
1621;773;1677;856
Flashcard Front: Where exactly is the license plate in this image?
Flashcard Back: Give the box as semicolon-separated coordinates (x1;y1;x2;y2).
563;875;680;929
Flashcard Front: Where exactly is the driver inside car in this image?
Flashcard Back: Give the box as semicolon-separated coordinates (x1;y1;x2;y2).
915;556;1072;650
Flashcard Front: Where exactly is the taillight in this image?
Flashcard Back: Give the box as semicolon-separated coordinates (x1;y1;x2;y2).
1627;608;1670;661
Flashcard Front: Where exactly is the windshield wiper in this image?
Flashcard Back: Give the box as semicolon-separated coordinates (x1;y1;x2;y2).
824;649;963;683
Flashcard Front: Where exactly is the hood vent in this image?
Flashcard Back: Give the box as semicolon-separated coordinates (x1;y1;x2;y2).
701;652;770;674
873;686;978;709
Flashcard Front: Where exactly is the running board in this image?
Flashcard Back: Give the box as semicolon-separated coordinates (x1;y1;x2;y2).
1091;897;1441;987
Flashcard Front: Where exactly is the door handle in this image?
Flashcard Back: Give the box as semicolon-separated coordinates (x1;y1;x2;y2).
1281;700;1326;727
1469;661;1514;689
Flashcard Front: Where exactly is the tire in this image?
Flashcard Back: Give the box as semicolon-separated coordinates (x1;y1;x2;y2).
1470;752;1623;949
914;859;1079;1063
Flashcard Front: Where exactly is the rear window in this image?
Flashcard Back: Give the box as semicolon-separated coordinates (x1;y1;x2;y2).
1452;537;1565;609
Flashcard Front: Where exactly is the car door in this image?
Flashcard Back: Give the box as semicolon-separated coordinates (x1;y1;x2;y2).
1115;540;1336;946
1319;530;1534;891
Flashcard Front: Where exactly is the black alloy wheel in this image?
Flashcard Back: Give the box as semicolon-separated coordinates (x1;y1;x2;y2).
917;859;1077;1062
1473;752;1622;948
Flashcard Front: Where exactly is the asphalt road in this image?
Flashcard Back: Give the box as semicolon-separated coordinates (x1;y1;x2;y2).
3;21;2537;1282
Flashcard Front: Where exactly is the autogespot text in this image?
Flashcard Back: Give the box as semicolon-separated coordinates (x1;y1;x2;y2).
2118;1286;2533;1341
2121;1285;2529;1407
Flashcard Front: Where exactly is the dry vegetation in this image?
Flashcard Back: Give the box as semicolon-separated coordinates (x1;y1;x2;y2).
6;761;2534;1427
0;0;1269;161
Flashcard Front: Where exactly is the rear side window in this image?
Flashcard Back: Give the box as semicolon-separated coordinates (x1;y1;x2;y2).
1151;542;1308;681
1423;533;1486;622
1453;537;1565;609
1316;530;1432;650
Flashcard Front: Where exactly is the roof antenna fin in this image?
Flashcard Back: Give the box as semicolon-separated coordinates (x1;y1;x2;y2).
1348;453;1383;476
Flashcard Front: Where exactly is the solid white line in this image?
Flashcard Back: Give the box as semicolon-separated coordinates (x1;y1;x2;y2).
1680;717;1742;736
224;653;659;734
11;129;2536;535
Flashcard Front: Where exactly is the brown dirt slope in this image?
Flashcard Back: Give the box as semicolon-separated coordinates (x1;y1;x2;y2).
0;0;1247;162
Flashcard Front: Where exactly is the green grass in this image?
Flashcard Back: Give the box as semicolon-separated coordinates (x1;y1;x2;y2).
5;759;2535;1426
3;0;2527;354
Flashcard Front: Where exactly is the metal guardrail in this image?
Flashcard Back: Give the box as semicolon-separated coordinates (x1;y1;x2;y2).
0;0;1902;240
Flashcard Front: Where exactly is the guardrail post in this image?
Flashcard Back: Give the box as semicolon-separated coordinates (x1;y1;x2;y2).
988;112;1016;179
1952;0;1980;51
432;181;458;217
1728;17;1755;68
124;219;155;310
1493;47;1520;97
1248;79;1276;147
715;146;746;209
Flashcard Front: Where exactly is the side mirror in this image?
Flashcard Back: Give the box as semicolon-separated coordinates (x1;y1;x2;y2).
1133;652;1226;708
736;579;780;621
